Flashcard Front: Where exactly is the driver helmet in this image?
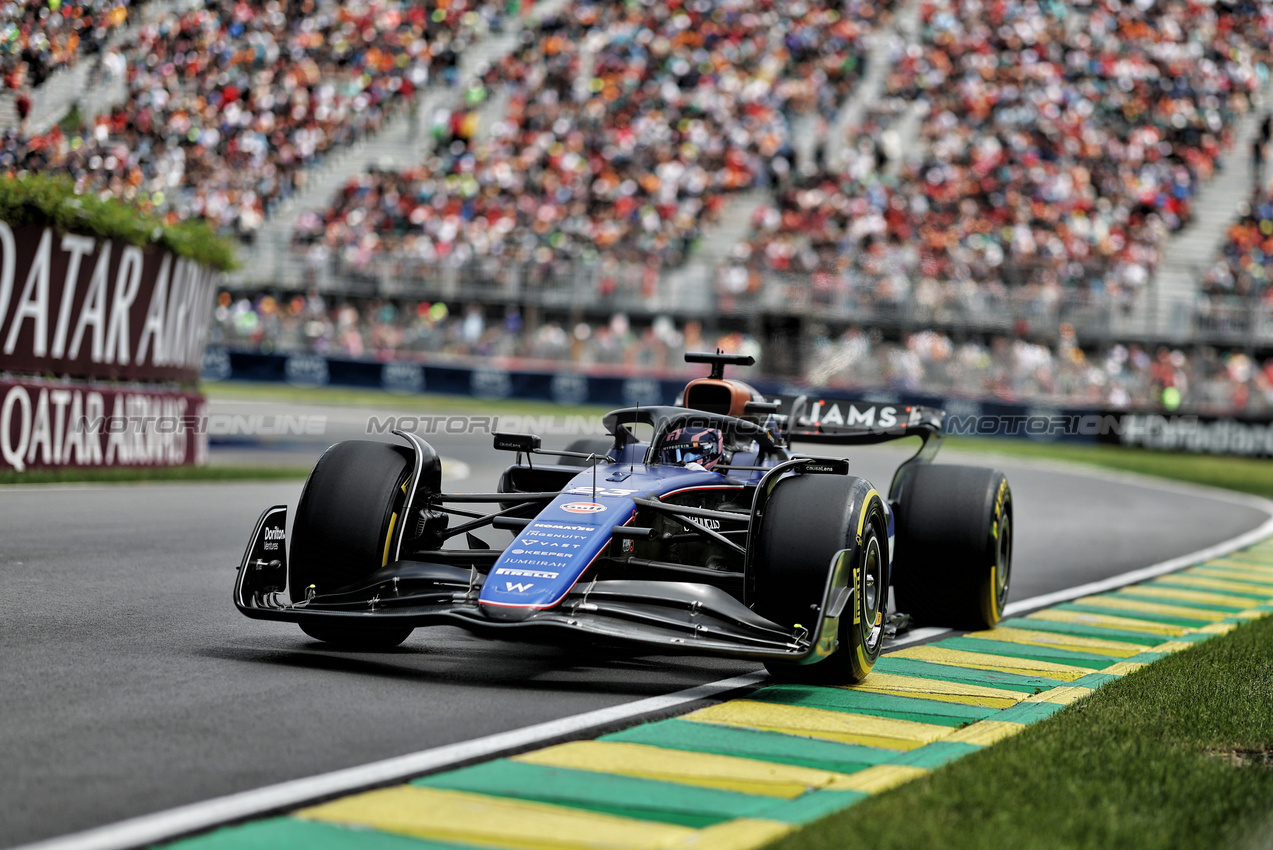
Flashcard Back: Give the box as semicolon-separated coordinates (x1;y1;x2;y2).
658;427;724;471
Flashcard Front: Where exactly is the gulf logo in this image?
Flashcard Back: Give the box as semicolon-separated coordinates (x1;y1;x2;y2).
561;502;607;514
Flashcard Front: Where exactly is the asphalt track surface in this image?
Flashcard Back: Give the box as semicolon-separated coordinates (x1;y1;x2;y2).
1;397;1269;848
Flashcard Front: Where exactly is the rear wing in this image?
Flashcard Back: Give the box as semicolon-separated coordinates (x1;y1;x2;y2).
781;395;946;501
784;396;945;445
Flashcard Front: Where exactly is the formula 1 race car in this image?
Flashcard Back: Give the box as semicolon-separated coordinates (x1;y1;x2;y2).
235;352;1013;684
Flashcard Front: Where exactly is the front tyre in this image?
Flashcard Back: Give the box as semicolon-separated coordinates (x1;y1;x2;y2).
892;465;1012;631
751;474;888;684
300;621;414;650
289;440;419;648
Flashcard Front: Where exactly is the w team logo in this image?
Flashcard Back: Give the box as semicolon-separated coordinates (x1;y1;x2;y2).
561;502;606;514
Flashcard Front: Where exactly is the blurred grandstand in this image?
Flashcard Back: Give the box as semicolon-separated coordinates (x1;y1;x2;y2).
5;0;1273;415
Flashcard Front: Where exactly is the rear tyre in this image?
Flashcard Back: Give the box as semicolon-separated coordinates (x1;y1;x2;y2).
892;465;1012;631
289;440;418;647
751;473;888;684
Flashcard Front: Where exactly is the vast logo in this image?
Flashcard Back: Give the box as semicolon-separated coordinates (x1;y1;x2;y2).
505;581;534;593
561;502;606;514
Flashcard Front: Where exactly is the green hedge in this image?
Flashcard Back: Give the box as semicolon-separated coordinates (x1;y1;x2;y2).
0;173;238;271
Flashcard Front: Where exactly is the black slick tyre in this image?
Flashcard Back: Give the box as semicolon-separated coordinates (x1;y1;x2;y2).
892;465;1012;631
751;473;888;684
299;621;413;650
289;440;417;648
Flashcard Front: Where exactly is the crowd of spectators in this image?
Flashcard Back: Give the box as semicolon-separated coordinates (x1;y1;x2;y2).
1;0;133;90
720;0;1273;317
1197;179;1273;326
210;289;708;373
291;0;884;276
809;323;1273;414
0;0;506;237
211;290;1273;414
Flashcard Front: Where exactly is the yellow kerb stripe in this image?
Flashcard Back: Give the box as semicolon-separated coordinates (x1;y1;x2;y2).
846;672;1025;708
1072;595;1229;621
1159;575;1273;597
1208;555;1273;569
1099;661;1147;676
685;700;949;751
297;785;693;850
965;627;1141;658
833;764;929;794
1025;608;1189;637
944;720;1026;746
1022;686;1093;706
1123;585;1265;608
889;645;1091;681
1148;640;1195;654
1199;622;1239;635
515;740;860;798
683;819;797;850
1188;566;1273;586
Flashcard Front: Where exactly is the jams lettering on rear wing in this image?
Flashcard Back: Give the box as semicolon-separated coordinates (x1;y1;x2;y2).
781;395;945;441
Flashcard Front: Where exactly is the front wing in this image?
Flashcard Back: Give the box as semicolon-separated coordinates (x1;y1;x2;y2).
235;505;844;662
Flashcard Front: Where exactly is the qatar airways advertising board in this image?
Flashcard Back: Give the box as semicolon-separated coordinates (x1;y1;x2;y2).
0;223;220;470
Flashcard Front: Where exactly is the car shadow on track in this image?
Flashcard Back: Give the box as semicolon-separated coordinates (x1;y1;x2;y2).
197;635;760;697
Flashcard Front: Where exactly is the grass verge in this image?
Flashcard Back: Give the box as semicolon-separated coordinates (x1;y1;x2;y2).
0;466;309;485
769;615;1273;850
947;436;1273;501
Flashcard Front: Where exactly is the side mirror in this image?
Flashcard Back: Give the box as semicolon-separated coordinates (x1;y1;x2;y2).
493;432;542;453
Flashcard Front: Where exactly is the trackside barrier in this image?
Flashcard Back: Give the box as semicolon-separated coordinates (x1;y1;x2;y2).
202;347;1273;458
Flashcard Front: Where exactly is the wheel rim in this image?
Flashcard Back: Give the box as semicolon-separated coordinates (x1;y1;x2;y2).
861;532;884;651
995;513;1012;609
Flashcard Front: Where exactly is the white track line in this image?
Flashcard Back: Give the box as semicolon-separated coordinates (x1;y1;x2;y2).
16;469;1273;850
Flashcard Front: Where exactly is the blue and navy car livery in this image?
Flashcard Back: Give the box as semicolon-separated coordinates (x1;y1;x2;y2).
235;352;1012;684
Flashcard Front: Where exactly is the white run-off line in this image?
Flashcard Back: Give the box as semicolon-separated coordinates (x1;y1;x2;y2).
19;480;1273;850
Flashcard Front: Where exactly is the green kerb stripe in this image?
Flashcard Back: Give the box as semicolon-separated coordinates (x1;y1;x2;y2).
1052;603;1211;628
602;718;893;774
1151;579;1273;600
887;740;984;769
1109;591;1247;613
872;656;1065;692
936;637;1113;668
754;789;869;824
750;684;999;727
411;759;772;828
164;818;474;849
999;617;1164;644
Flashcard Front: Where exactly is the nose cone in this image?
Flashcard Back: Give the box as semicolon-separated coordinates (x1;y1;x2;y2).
480;600;539;622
